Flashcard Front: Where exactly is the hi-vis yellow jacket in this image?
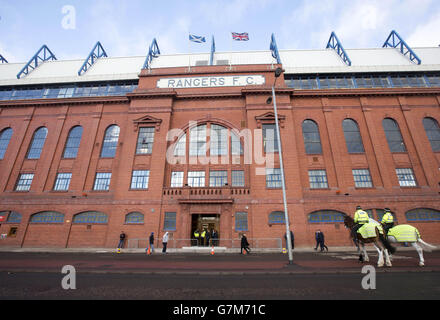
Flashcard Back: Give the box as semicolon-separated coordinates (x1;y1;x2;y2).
381;212;394;224
354;209;369;224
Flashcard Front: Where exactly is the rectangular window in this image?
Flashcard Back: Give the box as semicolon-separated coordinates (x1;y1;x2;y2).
15;173;34;191
136;127;155;155
171;171;184;188
266;168;282;188
209;170;228;187
396;168;417;187
164;212;176;231
231;170;245;187
54;173;72;191
352;169;373;188
308;170;328;189
235;212;248;231
263;124;279;153
130;170;150;189
187;171;205;187
93;172;112;191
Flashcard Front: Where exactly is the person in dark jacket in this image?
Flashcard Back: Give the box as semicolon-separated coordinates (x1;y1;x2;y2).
148;232;155;253
118;231;126;249
284;230;294;251
211;229;219;246
314;230;328;252
241;234;250;254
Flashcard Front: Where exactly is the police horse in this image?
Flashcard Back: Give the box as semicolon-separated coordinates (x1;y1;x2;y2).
343;215;395;267
384;224;436;267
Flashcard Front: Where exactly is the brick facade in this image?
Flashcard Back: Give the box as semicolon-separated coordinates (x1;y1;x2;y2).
0;64;439;248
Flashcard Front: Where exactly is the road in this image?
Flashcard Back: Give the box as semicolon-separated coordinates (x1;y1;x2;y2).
0;249;439;301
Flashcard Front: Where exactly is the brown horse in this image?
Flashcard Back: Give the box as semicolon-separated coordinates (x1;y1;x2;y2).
343;215;395;267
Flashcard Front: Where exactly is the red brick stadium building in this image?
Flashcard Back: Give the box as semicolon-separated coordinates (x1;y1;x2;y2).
0;36;439;249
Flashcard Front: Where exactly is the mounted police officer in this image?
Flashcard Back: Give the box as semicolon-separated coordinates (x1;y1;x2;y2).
352;205;369;243
381;208;394;236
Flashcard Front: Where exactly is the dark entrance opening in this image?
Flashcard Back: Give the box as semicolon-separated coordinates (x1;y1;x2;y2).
191;214;220;246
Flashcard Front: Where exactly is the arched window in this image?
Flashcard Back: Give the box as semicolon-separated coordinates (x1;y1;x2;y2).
382;118;406;152
125;212;144;224
63;126;83;158
231;131;243;155
73;211;108;224
302;120;322;154
27;127;48;159
342;119;364;153
179;123;243;157
308;210;345;223
210;124;228;156
30;211;64;224
268;211;285;224
189;124;206;156
423;117;440;152
100;125;120;158
173;133;186;156
0;127;13;159
364;208;396;222
405;208;440;222
0;211;22;224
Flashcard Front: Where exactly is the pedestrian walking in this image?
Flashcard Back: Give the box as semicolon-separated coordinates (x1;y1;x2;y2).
314;230;328;252
162;232;169;254
118;231;126;249
148;232;155;253
284;230;294;251
241;234;250;254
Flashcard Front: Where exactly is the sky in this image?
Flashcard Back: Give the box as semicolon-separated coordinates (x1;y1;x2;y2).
0;0;439;63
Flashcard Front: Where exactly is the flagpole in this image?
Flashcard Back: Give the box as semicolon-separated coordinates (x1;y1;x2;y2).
229;31;232;70
188;32;191;72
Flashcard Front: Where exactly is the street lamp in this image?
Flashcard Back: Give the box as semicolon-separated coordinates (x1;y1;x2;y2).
267;67;294;265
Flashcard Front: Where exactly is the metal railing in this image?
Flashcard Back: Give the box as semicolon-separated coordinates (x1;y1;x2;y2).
126;238;282;250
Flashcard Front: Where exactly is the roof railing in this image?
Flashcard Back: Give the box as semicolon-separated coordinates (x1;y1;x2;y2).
143;38;160;70
326;31;352;66
78;41;108;76
16;45;57;79
383;30;421;65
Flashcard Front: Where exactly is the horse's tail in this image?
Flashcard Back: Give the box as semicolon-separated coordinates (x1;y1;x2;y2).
379;232;396;254
417;238;436;252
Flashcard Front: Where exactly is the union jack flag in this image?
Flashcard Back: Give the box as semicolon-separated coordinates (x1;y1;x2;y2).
232;32;249;41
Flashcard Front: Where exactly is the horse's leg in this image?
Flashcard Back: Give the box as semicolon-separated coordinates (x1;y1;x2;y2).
382;245;392;267
374;243;384;267
362;244;369;262
412;242;425;267
387;236;397;262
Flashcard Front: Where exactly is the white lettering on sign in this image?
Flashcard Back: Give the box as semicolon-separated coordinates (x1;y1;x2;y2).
157;75;265;89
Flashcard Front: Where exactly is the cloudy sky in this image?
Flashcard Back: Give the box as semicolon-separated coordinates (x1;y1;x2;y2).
1;0;439;63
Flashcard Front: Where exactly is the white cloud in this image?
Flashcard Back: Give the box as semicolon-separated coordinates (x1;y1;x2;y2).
407;10;440;47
